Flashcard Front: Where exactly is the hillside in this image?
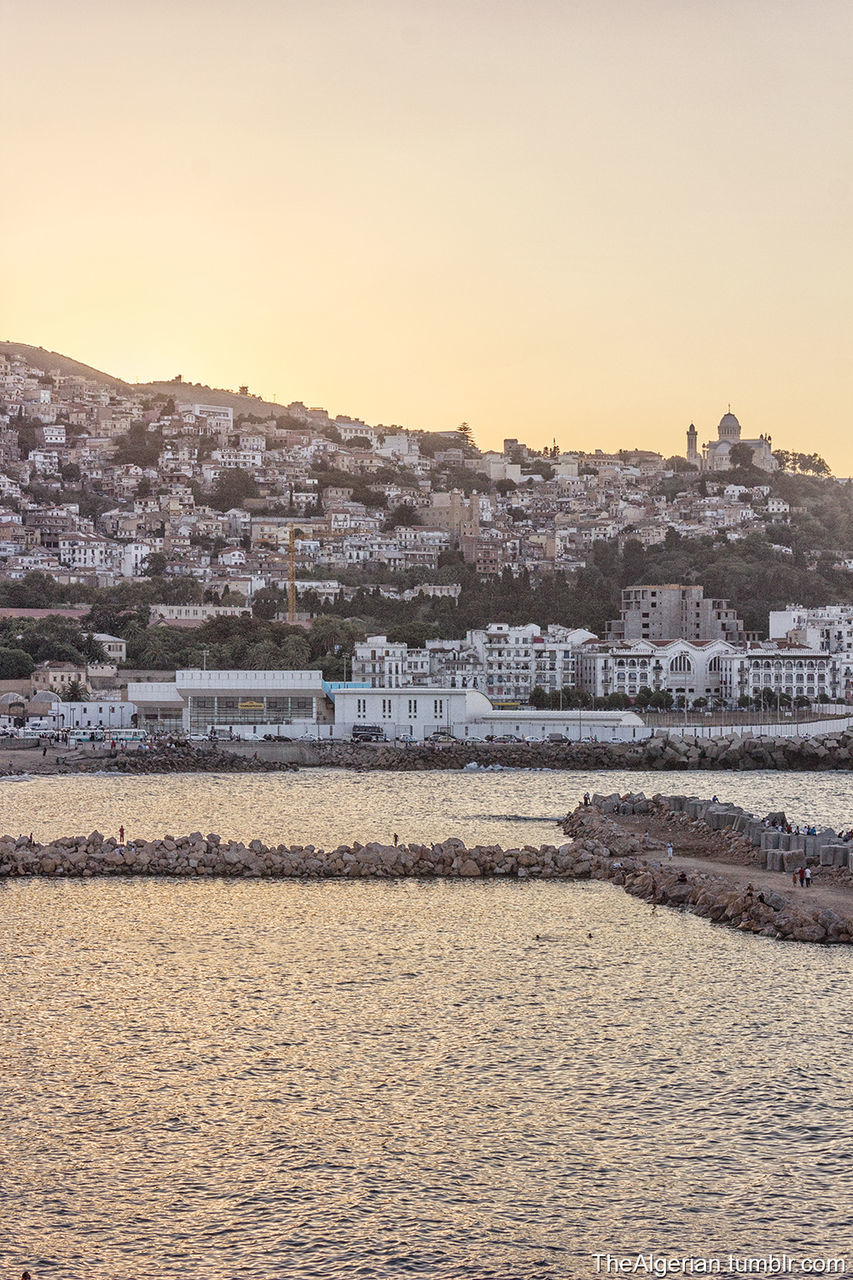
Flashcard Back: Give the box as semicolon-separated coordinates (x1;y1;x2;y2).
0;341;130;390
0;341;284;418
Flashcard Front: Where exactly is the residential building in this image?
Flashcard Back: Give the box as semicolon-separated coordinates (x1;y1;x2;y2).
607;584;748;644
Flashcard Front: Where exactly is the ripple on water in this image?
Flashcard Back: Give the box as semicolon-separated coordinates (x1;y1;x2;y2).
3;871;853;1279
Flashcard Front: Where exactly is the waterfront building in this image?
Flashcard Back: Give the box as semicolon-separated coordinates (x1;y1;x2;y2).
351;623;595;699
575;638;734;703
718;647;842;705
332;685;649;742
128;669;336;737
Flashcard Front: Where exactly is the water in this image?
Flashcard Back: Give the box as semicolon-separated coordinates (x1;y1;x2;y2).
3;771;853;1279
1;767;853;849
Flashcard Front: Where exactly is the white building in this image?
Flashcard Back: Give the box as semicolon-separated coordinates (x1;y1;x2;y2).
41;700;136;731
128;669;333;737
769;604;853;655
353;623;596;699
92;632;127;663
575;638;735;704
332;685;649;742
192;404;234;431
719;647;842;705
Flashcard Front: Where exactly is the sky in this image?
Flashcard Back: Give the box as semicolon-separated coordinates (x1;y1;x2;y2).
2;0;852;468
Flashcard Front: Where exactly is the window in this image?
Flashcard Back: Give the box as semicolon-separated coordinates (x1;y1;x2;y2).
357;697;367;719
382;698;392;720
433;698;444;719
408;698;418;718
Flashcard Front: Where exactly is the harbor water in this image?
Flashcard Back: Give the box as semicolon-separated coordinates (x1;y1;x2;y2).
3;770;853;1279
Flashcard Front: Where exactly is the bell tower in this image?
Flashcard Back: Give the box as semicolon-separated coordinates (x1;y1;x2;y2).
686;422;700;468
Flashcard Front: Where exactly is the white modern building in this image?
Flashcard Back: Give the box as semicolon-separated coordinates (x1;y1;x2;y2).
128;669;334;737
332;685;649;742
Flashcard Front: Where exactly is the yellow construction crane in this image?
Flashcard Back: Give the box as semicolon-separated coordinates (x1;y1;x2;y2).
287;523;335;623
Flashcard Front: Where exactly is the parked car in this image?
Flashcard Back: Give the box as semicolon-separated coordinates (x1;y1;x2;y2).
427;730;456;742
396;733;418;744
352;725;386;742
546;733;568;743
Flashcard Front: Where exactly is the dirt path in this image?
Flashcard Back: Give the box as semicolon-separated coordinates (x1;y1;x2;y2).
610;810;853;914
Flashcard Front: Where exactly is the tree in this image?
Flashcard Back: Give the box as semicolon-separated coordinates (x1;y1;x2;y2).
251;588;283;620
458;421;475;447
210;467;258;511
666;455;698;473
729;443;756;470
528;685;549;709
143;552;168;578
0;646;34;678
280;634;311;667
383;503;420;531
114;422;163;468
649;690;673;710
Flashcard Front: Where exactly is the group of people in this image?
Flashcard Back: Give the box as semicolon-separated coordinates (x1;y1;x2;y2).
792;866;813;888
765;819;819;836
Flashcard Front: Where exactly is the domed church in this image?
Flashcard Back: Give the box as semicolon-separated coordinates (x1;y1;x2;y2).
686;409;777;472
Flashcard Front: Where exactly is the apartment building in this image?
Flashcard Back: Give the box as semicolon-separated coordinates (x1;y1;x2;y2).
607;584;748;644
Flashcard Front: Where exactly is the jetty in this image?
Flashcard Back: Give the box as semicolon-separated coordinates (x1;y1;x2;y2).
3;792;852;944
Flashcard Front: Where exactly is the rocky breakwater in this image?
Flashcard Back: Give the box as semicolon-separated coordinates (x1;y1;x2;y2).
0;829;596;881
66;742;299;775
563;795;853;945
308;730;853;772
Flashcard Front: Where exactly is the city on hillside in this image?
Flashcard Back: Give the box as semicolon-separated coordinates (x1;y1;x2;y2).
1;342;852;740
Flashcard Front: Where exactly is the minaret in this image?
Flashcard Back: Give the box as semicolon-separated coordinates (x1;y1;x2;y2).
686;422;700;468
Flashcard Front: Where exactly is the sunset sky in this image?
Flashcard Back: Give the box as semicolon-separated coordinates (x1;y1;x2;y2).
3;0;852;468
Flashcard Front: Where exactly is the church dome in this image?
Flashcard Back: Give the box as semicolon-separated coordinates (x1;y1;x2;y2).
718;411;741;441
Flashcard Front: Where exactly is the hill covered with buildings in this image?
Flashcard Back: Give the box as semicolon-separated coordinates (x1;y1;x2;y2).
1;341;852;729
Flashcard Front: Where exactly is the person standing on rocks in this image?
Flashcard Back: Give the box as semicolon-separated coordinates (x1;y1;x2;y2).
119;825;125;844
792;870;798;887
666;842;673;860
805;867;812;888
798;867;806;887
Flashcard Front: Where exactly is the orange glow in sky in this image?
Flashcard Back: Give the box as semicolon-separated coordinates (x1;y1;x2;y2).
2;1;852;468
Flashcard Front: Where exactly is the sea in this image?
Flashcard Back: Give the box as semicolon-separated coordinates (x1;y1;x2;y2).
2;769;852;1280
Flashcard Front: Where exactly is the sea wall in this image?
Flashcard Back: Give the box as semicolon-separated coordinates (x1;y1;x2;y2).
3;813;850;944
302;731;853;771
76;728;853;775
